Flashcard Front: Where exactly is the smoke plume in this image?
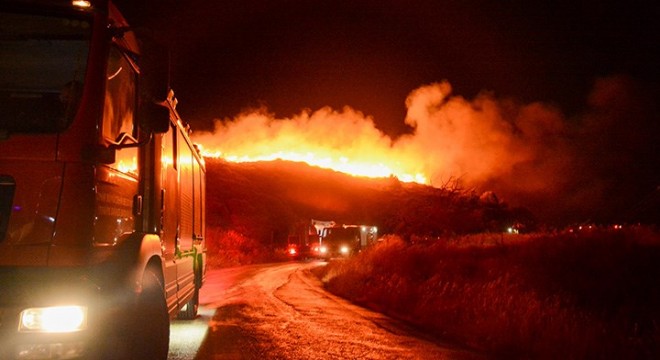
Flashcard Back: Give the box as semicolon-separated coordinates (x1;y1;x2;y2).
194;76;658;224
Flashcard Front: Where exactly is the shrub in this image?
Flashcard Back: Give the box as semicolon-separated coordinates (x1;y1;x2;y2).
318;227;660;358
206;227;281;267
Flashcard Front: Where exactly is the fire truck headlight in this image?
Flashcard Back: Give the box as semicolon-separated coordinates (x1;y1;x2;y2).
71;1;92;9
340;245;350;254
19;306;88;333
319;246;328;254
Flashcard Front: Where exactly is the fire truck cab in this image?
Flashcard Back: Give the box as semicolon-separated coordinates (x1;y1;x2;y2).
0;1;205;359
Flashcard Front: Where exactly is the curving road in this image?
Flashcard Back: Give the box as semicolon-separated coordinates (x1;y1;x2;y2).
169;261;483;359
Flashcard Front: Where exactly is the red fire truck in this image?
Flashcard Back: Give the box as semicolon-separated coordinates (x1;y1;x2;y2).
0;1;206;359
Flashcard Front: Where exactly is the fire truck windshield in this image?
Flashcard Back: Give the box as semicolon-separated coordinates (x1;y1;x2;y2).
0;10;91;136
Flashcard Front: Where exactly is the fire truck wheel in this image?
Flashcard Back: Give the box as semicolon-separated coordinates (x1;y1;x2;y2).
129;269;170;360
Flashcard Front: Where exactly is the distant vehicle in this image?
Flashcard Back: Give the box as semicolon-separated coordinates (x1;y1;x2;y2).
312;221;378;259
285;220;378;260
286;243;299;257
317;225;377;258
285;240;320;260
318;226;359;258
0;1;205;359
308;241;330;258
286;243;303;259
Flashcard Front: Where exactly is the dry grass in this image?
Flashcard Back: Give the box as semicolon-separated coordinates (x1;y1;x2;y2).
316;227;660;359
205;227;286;267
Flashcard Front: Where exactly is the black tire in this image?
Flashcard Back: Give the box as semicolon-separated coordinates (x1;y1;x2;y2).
129;269;170;360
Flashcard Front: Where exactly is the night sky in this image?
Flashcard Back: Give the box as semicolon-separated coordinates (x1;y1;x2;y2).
117;0;659;223
122;0;659;135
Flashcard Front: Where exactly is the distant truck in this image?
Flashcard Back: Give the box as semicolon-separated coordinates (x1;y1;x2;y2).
316;224;378;258
0;1;205;359
287;220;378;259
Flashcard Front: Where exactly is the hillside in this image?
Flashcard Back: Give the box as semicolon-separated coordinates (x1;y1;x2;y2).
205;158;534;247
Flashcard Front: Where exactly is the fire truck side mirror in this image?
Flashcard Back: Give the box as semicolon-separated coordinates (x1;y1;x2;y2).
139;101;170;134
140;35;170;104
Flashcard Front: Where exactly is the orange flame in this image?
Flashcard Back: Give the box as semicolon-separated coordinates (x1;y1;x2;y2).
193;81;570;193
196;105;430;184
201;148;427;184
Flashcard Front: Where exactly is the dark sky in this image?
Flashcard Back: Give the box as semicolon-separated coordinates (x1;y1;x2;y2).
113;0;660;223
122;0;659;136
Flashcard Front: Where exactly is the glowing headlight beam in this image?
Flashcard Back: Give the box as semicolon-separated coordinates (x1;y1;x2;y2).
19;306;88;333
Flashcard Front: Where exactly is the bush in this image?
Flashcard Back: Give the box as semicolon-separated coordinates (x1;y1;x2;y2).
318;227;660;359
206;227;281;267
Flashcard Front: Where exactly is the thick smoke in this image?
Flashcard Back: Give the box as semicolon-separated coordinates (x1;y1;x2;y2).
398;81;570;190
194;76;658;224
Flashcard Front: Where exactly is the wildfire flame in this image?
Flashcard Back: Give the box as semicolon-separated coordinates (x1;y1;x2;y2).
201;146;427;184
194;81;568;190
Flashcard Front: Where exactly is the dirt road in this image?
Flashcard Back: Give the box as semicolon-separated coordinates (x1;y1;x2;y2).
169;261;482;359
